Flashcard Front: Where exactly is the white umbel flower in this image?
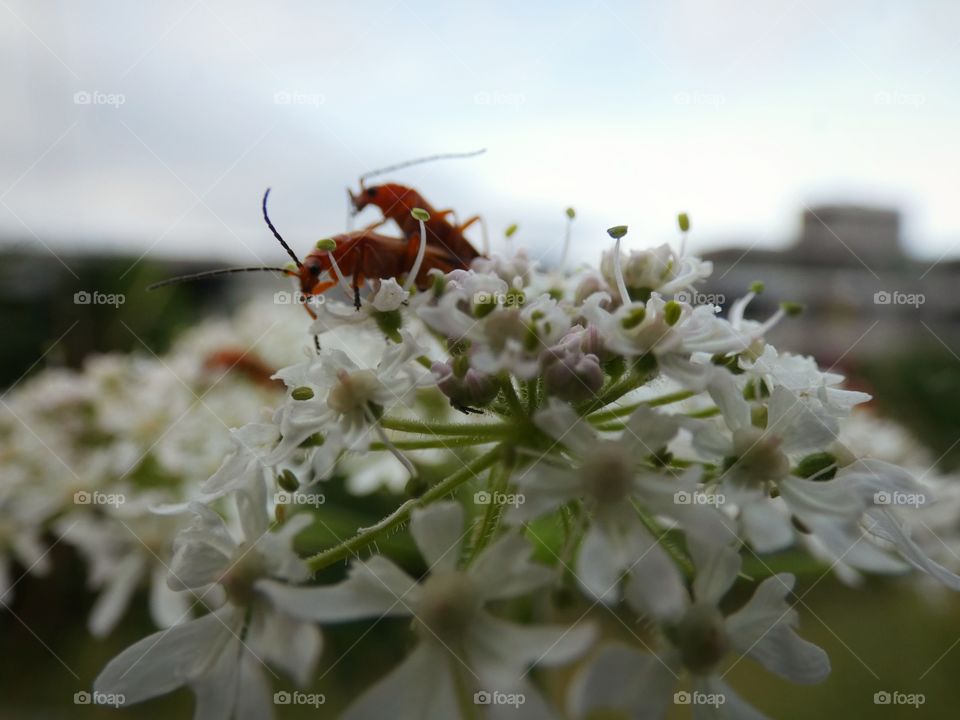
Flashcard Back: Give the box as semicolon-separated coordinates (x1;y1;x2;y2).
94;489;323;719
260;502;596;719
510;399;731;620
569;545;829;720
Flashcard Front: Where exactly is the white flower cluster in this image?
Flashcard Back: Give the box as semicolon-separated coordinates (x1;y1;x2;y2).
3;224;958;719
0;301;300;635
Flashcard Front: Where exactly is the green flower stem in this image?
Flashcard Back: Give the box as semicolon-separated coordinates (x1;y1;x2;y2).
631;500;694;578
306;447;502;573
468;456;515;561
685;406;720;419
525;378;539;414
576;364;655;416
370;437;498;451
501;380;526;417
558;502;586;572
592;406;718;432
587;390;695;424
378;415;510;437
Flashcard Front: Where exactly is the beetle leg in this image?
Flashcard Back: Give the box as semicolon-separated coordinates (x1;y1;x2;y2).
458;215;482;233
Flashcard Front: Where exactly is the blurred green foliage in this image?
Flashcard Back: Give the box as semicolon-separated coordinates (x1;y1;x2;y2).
860;348;960;471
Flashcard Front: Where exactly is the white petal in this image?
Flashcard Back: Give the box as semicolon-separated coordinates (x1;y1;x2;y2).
168;541;231;591
247;602;322;686
236;483;270;541
533;399;597;456
779;476;864;522
622;535;688;622
342;643;458;720
800;513;908;575
235;652;275;720
150;564;192;628
575;522;628;603
410;502;465;573
89;554;146;637
692;544;742;606
470;532;555;602
255;556;419;622
621;405;679;454
740;500;795;553
191;632;242;720
866;509;960;590
708;372;751;432
94;610;234;705
507;464;582;524
466;612;596;689
725;574;830;684
568;643;676;719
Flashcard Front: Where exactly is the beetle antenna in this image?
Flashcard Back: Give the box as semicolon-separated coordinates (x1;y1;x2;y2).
262;188;303;268
147;266;293;290
359;149;486;185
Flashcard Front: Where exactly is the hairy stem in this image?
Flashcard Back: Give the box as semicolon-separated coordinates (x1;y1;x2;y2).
378;415;510;437
306;447;502;573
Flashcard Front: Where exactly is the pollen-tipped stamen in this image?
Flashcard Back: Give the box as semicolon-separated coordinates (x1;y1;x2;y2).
404;208;430;292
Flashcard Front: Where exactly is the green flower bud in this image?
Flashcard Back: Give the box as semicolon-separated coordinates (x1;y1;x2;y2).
677;212;690;232
411;207;430;222
620;306;647;329
278;469;299;492
291;386;314;401
606;225;628;240
793;452;838;480
663;300;682;326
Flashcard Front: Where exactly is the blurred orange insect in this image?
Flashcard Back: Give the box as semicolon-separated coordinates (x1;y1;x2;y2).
203;349;279;388
348;150;486;268
149;184;478;316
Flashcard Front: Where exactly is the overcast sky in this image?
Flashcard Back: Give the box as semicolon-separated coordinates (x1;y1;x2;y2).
2;0;960;270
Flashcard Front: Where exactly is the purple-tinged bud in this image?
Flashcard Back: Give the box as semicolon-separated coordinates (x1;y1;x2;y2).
542;334;604;402
431;361;499;407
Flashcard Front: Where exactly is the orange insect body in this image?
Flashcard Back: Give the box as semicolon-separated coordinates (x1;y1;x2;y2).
150;166;484;318
295;229;467;303
203;349;279;388
350;183;481;267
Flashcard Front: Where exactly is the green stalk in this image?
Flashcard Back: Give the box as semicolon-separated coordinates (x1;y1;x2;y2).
631;500;694;578
370;437;497;451
468;456;515;561
500;380;526;417
587;389;695;424
306;447;501;573
378;415;509;437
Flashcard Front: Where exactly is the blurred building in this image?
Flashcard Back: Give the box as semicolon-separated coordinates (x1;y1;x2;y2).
703;205;960;366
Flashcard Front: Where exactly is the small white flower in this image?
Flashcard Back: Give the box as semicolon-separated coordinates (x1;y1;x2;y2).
510;399;731;620
94;489;324;719
600;243;712;302
260;502;596;719
57;496;190;637
569;545;829;720
266;331;430;470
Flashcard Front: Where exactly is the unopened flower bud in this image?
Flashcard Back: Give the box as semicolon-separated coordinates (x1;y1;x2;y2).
542;335;604;403
291;386;314;401
431;361;499;407
277;469;299;492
